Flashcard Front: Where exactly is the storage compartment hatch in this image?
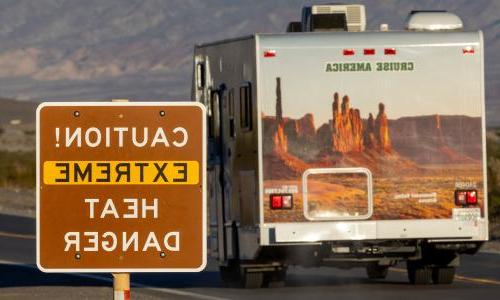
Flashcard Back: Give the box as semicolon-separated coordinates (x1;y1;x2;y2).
302;168;373;221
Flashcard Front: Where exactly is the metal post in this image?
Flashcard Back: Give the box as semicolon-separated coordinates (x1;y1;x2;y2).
111;98;131;300
113;273;130;300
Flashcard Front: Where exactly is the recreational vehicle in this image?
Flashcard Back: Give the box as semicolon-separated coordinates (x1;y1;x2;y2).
192;4;488;288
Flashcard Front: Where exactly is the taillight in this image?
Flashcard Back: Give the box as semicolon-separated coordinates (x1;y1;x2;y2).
270;194;293;209
271;195;282;209
466;190;477;205
455;189;478;206
455;190;467;206
282;195;293;208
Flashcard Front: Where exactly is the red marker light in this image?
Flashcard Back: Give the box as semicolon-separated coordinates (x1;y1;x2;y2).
463;46;475;54
343;49;355;56
264;50;276;57
364;48;376;55
384;48;396;55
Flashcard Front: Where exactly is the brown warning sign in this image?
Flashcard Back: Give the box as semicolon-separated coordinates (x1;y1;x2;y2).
36;102;206;272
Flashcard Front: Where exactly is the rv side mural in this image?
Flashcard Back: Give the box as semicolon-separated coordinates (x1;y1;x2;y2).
263;77;484;222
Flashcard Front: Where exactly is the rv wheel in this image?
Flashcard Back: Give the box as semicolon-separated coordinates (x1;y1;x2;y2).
432;267;455;284
220;261;266;288
366;264;388;279
264;267;288;288
407;261;432;284
241;271;264;289
219;262;240;286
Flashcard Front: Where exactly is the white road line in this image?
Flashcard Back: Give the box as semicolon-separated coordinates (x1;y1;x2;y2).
0;230;35;240
391;267;500;285
0;260;227;300
480;249;500;255
454;274;500;285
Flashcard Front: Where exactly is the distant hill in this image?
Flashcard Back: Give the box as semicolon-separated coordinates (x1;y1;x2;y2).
0;0;498;125
0;98;37;152
0;98;37;125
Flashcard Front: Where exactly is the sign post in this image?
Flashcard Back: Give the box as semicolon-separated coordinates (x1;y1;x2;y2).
113;273;130;300
36;102;207;278
111;100;131;300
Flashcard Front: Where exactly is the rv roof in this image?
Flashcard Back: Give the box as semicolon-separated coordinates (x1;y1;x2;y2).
258;31;480;48
195;31;480;49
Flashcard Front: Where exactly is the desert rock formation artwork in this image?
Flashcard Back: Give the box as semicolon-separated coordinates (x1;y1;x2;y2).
263;77;484;222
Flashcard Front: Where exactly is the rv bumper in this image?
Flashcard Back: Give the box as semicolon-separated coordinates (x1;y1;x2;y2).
261;219;488;245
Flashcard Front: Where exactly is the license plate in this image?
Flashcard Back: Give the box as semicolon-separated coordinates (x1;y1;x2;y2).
452;208;481;222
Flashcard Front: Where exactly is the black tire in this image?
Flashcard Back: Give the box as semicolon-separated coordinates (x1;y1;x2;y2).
220;264;265;288
242;271;264;289
219;264;240;287
432;267;455;284
264;267;287;288
407;262;432;284
366;264;389;279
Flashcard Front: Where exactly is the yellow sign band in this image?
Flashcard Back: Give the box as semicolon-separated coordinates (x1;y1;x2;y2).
43;161;199;185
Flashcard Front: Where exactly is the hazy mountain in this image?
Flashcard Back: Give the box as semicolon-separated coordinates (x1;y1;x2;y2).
0;98;37;124
0;0;499;126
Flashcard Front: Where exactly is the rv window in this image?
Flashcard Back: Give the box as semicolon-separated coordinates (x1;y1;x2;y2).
228;88;236;138
209;91;220;138
196;63;205;89
240;83;252;131
228;89;235;118
207;88;213;137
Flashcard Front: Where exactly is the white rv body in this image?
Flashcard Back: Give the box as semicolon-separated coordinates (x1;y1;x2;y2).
193;26;487;287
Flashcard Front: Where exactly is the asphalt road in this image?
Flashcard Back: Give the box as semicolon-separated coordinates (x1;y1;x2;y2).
1;213;499;299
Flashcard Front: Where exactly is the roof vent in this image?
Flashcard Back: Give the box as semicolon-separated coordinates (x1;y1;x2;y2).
406;11;463;31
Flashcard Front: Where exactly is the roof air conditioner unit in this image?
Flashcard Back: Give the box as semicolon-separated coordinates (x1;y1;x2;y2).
301;4;366;32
